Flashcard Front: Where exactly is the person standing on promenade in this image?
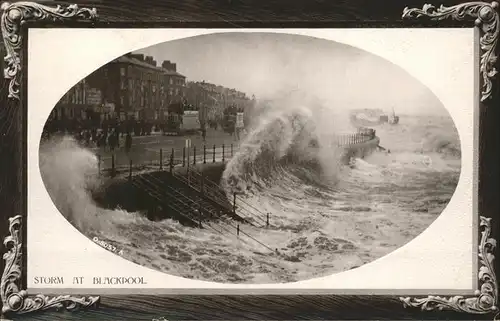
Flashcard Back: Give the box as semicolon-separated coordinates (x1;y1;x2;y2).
202;126;207;143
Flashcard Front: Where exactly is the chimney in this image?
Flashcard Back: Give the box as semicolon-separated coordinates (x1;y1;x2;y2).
162;60;175;71
152;60;157;67
171;63;177;72
130;54;144;61
145;56;154;65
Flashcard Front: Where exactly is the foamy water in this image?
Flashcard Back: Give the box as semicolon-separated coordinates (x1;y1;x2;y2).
39;109;460;283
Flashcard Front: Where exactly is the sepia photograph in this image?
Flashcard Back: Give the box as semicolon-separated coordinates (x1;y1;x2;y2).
1;0;498;318
38;32;462;284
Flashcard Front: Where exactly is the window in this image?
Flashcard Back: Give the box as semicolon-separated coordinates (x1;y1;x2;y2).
120;67;126;76
120;79;125;90
169;78;173;85
61;94;68;104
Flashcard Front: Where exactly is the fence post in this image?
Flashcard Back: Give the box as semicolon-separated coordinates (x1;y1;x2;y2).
160;148;163;170
237;224;240;236
193;146;197;165
129;159;132;181
267;213;270;227
213;144;216;163
182;147;186;167
97;154;101;176
170;149;174;174
233;192;236;214
231;143;233;157
203;145;207;164
111;153;116;177
222;144;225;162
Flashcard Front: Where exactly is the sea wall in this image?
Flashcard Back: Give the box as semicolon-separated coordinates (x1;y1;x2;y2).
92;163;228;218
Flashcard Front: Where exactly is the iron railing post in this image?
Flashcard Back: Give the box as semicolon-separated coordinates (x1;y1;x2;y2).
160;148;163;170
233;192;236;214
97;154;101;176
111;153;116;177
170;149;174;174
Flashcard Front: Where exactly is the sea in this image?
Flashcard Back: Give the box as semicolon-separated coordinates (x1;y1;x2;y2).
39;106;461;284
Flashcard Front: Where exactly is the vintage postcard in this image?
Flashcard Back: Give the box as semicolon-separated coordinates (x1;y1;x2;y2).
0;0;498;320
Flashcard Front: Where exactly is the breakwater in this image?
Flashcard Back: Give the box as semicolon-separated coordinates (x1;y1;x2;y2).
340;136;380;164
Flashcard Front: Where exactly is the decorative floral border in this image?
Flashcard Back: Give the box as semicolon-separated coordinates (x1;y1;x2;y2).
0;1;100;318
400;217;498;317
1;1;98;100
0;0;498;319
1;216;100;315
402;1;499;102
401;2;499;318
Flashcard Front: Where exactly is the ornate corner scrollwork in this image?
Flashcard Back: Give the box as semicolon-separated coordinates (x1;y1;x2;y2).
400;216;498;318
403;1;499;102
0;1;98;100
1;215;100;316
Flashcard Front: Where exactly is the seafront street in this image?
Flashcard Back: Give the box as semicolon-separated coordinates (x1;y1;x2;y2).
95;128;242;171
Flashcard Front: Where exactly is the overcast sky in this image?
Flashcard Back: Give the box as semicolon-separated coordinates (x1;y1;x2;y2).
136;32;447;116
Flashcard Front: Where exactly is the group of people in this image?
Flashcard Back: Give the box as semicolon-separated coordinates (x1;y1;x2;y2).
74;128;133;153
43;117;158;139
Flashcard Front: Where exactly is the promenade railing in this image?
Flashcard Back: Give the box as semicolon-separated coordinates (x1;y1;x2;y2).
333;131;376;147
96;130;377;175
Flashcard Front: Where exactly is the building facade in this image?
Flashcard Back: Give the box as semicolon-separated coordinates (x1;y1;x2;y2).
52;53;186;124
185;80;252;126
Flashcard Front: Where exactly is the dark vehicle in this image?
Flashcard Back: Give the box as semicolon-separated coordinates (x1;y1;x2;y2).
163;114;182;133
161;102;185;135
